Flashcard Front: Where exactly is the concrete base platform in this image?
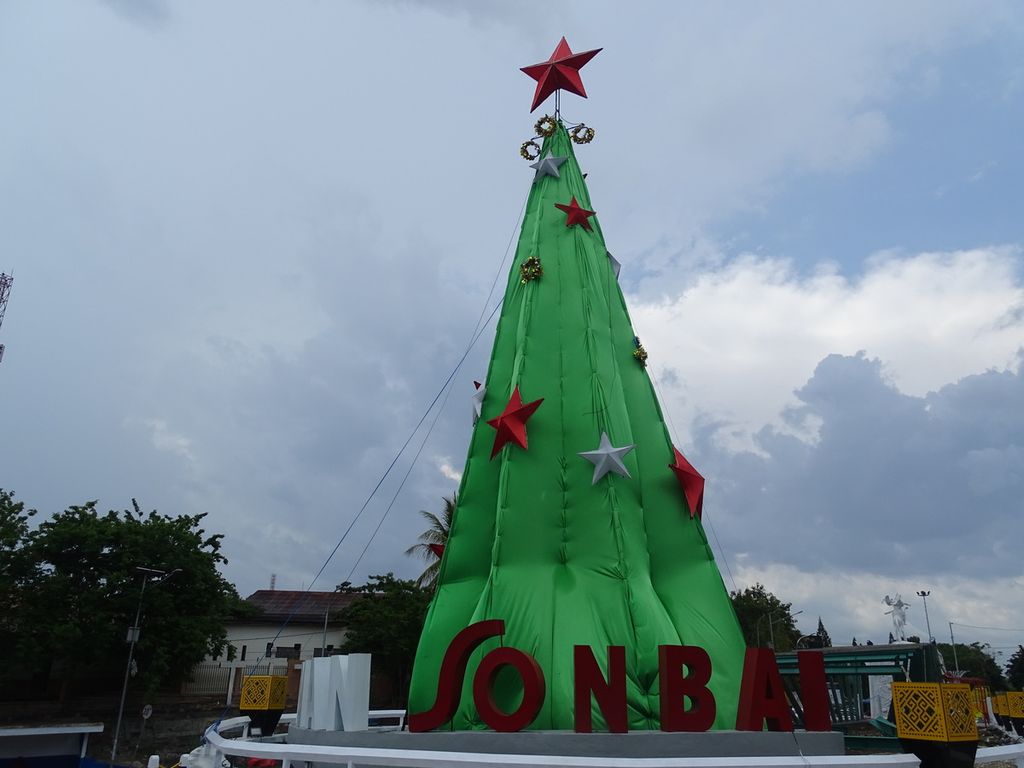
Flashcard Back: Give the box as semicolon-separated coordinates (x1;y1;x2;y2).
287;726;845;758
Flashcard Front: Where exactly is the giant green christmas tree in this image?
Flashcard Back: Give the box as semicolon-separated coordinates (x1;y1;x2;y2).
407;39;746;731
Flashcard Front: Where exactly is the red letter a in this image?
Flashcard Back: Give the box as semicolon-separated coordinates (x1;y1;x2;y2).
735;648;793;731
659;645;717;732
574;645;627;733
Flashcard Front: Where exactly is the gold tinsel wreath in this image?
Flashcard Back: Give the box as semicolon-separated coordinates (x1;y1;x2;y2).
570;124;595;144
632;336;648;367
520;140;541;160
520;255;543;284
534;115;558;137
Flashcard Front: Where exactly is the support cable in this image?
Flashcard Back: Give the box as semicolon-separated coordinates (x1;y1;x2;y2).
648;366;738;594
228;192;527;690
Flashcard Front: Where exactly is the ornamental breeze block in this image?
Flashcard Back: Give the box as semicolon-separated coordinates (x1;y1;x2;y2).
1007;691;1024;719
891;682;978;742
240;674;287;711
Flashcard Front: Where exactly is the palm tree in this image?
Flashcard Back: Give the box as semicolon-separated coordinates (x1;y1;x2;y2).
404;494;456;589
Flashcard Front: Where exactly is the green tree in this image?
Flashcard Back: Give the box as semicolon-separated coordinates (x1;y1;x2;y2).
802;618;835;651
403;494;456;589
814;617;832;648
337;573;431;707
729;583;801;651
1005;645;1024;689
0;490;35;634
11;498;245;699
936;641;1008;690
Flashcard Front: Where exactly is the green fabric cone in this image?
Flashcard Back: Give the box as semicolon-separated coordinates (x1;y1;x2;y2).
407;124;745;731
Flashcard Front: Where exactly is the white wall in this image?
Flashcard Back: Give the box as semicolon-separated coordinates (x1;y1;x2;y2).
214;622;349;662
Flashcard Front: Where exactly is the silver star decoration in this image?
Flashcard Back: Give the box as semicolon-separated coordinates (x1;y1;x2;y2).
530;153;568;181
579;431;635;484
607;251;621;279
472;383;487;424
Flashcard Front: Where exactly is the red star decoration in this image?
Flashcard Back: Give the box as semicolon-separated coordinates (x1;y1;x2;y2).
428;543;445;559
486;386;543;459
669;447;705;520
521;37;602;113
555;197;596;231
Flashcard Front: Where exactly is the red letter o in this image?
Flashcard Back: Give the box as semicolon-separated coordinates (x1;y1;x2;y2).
472;646;545;732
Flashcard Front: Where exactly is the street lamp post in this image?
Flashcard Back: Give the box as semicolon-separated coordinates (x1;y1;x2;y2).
111;567;178;764
916;590;933;642
769;609;803;649
758;609;804;648
948;621;961;675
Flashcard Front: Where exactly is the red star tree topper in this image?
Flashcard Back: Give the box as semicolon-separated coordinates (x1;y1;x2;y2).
555;197;596;231
669;447;705;519
521;37;602;112
408;38;750;730
486;386;543;459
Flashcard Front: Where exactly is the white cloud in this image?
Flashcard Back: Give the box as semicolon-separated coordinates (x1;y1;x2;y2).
142;417;195;463
734;561;1024;653
636;248;1024;641
437;457;463;483
0;0;1021;612
632;247;1024;449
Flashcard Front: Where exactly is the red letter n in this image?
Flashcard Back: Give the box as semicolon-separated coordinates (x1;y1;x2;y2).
574;645;627;733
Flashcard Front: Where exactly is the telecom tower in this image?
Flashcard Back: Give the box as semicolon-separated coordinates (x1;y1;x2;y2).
0;272;13;364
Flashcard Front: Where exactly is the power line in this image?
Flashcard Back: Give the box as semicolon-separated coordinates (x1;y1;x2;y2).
207;192;527;721
950;621;1024;632
341;300;504;584
335;194;526;580
648;365;738;594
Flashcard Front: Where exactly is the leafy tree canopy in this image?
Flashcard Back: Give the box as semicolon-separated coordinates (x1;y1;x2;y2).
802;616;833;649
729;583;801;652
1005;645;1024;690
3;492;245;696
404;494;456;590
936;641;1008;690
337;573;431;706
0;490;36;633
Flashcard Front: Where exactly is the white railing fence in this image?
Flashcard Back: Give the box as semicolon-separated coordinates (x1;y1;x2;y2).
180;713;1024;768
182;660;295;699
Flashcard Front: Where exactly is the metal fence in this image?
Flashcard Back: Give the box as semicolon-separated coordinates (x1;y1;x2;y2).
182;662;235;696
182;661;294;698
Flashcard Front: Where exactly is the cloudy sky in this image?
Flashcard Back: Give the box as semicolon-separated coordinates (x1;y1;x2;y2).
2;1;1022;656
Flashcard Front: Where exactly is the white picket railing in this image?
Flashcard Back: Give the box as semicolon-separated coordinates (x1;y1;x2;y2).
187;713;1024;768
194;715;919;768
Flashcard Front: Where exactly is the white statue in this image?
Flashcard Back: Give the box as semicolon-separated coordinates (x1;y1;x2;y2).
883;594;910;641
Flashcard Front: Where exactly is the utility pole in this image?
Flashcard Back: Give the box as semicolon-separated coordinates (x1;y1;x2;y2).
916;590;933;642
948;621;960;675
0;272;13;364
111;567;178;764
321;604;329;655
764;609;803;649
